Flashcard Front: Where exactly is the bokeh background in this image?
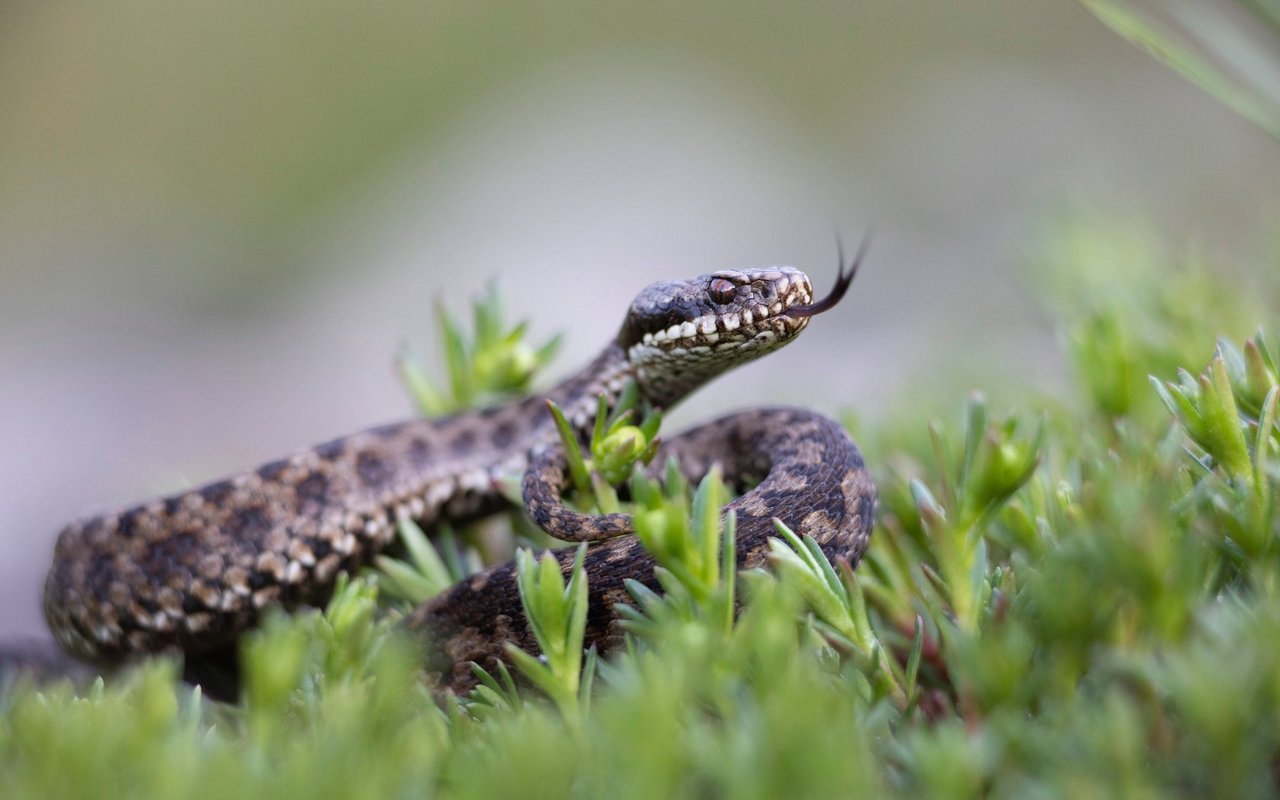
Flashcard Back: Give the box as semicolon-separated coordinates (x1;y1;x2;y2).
3;1;1278;641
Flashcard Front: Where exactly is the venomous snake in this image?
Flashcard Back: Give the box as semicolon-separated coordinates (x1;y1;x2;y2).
40;258;876;690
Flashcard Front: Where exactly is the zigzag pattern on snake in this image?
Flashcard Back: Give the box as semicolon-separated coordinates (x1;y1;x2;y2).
42;258;876;690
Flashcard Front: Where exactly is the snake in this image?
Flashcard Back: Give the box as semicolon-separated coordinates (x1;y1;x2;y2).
41;258;876;691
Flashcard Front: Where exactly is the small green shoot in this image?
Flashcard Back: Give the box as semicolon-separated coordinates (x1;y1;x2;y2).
374;517;460;604
544;383;662;512
767;521;910;706
397;282;561;416
503;544;591;724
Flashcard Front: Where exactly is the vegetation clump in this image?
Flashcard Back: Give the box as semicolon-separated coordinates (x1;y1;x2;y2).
3;223;1279;799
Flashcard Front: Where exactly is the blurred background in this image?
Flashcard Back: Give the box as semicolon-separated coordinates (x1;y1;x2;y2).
3;1;1278;640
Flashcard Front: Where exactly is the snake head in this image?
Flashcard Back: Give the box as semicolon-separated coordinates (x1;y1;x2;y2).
618;251;862;407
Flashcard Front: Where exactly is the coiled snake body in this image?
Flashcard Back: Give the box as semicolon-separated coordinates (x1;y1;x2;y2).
43;262;876;688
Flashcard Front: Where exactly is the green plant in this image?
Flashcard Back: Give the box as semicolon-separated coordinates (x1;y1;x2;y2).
396;281;561;416
1081;0;1280;141
7;224;1280;797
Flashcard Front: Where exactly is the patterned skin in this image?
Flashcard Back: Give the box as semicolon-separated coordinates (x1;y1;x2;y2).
42;258;874;690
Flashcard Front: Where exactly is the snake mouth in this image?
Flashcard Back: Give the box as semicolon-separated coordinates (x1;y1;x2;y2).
785;236;869;320
634;282;815;350
619;246;863;354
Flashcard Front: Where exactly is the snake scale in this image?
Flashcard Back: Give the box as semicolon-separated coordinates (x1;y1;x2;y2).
41;259;876;691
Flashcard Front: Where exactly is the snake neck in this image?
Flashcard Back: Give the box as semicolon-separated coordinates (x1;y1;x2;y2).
540;334;732;432
540;342;635;432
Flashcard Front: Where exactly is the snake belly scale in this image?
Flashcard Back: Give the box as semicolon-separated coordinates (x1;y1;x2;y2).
43;260;877;688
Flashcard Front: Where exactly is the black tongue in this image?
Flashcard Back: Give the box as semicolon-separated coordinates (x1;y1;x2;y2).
787;235;869;319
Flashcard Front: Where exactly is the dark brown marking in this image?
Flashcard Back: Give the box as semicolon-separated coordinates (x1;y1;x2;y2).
491;420;519;450
407;438;433;469
450;428;477;454
224;506;272;543
314;438;346;461
356;452;392;488
370;422;407;439
258;459;289;481
116;512;139;540
140;532;199;575
78;517;105;543
295;473;330;509
200;480;235;506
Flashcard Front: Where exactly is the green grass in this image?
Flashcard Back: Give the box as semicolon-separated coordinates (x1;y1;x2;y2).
4;218;1280;798
1081;0;1280;142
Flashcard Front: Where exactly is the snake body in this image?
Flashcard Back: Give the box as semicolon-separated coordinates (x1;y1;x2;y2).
43;263;876;687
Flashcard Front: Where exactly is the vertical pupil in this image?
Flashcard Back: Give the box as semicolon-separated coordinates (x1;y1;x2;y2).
711;279;734;302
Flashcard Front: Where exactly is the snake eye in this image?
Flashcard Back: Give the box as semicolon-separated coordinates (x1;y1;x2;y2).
708;277;737;304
